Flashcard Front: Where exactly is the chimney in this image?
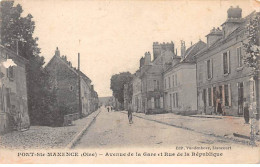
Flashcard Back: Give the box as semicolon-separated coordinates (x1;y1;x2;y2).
144;52;151;65
139;57;145;68
153;42;160;61
181;40;186;59
55;47;60;57
206;27;223;47
222;6;243;38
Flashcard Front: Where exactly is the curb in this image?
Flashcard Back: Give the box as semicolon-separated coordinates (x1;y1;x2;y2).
121;111;257;146
66;109;101;149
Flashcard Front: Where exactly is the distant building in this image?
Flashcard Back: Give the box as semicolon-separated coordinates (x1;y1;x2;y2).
45;47;98;124
0;45;30;133
196;7;260;116
163;40;206;114
132;70;142;112
139;42;175;114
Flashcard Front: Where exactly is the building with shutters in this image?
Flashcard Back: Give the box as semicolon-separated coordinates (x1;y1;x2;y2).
163;40;206;114
0;45;30;133
138;42;176;114
196;6;260;116
132;70;142;113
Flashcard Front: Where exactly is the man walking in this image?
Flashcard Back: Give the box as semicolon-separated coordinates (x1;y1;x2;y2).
128;109;133;124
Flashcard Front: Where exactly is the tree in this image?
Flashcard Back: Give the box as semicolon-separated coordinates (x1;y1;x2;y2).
243;13;260;134
1;1;58;126
110;72;133;105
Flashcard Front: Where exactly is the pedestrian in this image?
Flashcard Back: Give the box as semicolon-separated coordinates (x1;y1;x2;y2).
128;109;133;124
216;98;223;115
244;102;250;124
107;106;110;112
110;106;113;111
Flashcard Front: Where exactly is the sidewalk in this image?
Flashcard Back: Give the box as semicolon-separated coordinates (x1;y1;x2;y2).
0;109;101;149
122;111;260;145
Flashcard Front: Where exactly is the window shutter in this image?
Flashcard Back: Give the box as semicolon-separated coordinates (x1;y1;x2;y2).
228;84;232;106
211;86;214;106
160;97;163;109
222;53;224;74
206;88;208;106
151;97;154;109
228;51;231;74
211;59;213;79
222;85;225;105
175;74;177;86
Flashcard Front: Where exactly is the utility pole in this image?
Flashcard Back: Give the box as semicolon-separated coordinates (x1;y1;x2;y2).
78;53;82;118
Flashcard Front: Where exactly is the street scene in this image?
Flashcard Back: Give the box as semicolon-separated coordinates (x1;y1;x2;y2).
0;0;260;164
75;107;252;149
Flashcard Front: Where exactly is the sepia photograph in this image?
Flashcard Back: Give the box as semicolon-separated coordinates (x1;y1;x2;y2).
0;0;259;164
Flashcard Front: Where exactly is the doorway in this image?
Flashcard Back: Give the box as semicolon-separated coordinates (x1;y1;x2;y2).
238;82;244;115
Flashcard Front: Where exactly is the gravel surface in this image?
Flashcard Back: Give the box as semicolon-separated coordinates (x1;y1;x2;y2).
0;109;100;150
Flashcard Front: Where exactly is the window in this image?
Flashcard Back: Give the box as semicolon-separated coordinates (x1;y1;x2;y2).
172;75;175;86
175;93;178;107
208;87;212;106
237;47;243;67
224;84;231;106
164;78;167;89
206;59;213;79
173;93;176;108
223;51;230;75
70;85;74;91
160;97;163;109
6;66;15;80
172;93;178;108
168;77;171;88
153;80;157;91
151;97;155;109
170;94;172;109
153;80;159;91
155;98;160;109
175;74;177;86
219;86;223;101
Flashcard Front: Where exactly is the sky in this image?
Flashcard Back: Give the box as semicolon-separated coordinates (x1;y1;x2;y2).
14;0;259;97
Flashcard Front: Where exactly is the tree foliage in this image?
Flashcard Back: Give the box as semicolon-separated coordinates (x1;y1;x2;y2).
1;1;60;126
243;14;260;77
110;72;133;104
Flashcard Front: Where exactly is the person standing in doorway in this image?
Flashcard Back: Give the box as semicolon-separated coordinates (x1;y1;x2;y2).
244;102;250;124
216;98;223;115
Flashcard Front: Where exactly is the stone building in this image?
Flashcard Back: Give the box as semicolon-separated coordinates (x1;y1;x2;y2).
0;45;30;133
45;47;98;124
132;70;142;113
196;7;260;116
163;40;206;114
139;42;175;114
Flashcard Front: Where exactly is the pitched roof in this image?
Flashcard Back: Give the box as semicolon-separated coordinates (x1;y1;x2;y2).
45;54;92;83
182;40;207;63
196;11;259;58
